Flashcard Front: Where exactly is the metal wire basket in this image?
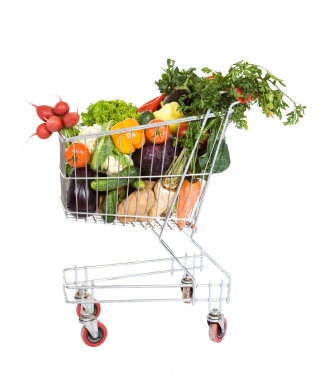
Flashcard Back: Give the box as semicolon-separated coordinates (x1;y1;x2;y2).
59;102;239;233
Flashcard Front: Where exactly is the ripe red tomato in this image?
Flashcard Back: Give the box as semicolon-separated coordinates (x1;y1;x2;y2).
177;123;189;138
146;119;171;144
66;143;90;168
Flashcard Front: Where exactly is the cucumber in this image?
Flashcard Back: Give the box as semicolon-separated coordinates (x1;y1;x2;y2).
138;111;155;125
91;166;139;191
118;189;127;204
102;190;117;223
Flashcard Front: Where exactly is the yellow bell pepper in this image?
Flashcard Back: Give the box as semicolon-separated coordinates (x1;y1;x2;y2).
111;118;146;154
153;102;184;135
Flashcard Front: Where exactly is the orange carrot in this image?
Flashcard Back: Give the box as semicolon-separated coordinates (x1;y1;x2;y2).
177;179;201;229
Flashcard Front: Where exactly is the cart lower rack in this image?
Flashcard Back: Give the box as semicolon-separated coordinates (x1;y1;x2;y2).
63;229;231;346
60;101;240;346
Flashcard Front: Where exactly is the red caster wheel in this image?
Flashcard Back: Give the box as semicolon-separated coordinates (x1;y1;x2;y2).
76;301;101;317
80;320;107;347
181;286;193;304
208;318;227;343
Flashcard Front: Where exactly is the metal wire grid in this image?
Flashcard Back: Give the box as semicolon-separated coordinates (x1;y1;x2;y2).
63;251;229;308
58;100;240;234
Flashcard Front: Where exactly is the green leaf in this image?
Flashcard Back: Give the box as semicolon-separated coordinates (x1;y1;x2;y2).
198;132;231;175
201;67;213;74
90;121;116;171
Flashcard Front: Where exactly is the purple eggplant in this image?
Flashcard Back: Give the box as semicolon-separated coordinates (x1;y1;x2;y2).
163;89;192;110
66;166;97;218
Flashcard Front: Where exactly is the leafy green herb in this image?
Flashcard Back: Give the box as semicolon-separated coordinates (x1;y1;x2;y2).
155;58;198;95
197;131;231;177
157;59;306;128
158;59;306;174
224;61;306;125
81;99;141;127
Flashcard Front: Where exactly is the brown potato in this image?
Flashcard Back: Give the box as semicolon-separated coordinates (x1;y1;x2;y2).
117;188;154;223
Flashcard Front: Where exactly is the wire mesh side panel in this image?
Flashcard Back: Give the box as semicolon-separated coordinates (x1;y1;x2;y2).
59;112;228;231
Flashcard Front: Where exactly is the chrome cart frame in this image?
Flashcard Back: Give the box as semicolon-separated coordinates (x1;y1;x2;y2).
59;99;241;346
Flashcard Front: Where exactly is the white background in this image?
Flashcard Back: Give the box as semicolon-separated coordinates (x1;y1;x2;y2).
1;1;322;371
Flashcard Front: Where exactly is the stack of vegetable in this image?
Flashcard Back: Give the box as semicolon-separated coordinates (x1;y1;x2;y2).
26;95;81;141
27;60;305;229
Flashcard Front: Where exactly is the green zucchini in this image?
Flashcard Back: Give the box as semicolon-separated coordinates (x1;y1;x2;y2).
91;166;139;192
102;190;117;223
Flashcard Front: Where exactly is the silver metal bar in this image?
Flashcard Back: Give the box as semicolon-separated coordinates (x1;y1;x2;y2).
191;102;240;233
85;266;88;286
183;231;231;303
134;129;145;225
75;265;78;286
85;138;88;222
66;266;204;285
59;168;215;181
95;137;99;218
72;140;78;221
66;298;228;304
63;254;204;273
219;280;224;311
60;112;225;143
160;109;211;237
65;283;228;290
151;228;197;306
104;131;111;225
124;131;134;225
208;282;212;310
63;208;204;221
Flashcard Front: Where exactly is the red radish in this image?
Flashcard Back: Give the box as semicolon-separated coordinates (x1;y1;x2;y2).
25;100;55;121
46;116;63;132
63;106;80;127
53;95;70;116
26;123;52;143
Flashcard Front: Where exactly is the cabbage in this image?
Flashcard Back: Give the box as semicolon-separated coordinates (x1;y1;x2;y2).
132;134;179;176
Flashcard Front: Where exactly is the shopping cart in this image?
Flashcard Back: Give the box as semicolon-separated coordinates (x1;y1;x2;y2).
59;100;241;347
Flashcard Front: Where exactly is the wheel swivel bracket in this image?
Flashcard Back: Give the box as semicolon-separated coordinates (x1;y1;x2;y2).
207;308;225;335
79;315;99;339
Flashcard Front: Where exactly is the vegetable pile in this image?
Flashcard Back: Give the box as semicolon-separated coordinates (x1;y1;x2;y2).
26;95;81;142
27;60;305;229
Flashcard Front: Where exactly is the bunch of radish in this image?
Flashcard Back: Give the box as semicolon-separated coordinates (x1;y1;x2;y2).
26;95;80;141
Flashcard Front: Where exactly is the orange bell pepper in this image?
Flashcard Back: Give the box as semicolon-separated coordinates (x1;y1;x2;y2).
110;118;146;154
